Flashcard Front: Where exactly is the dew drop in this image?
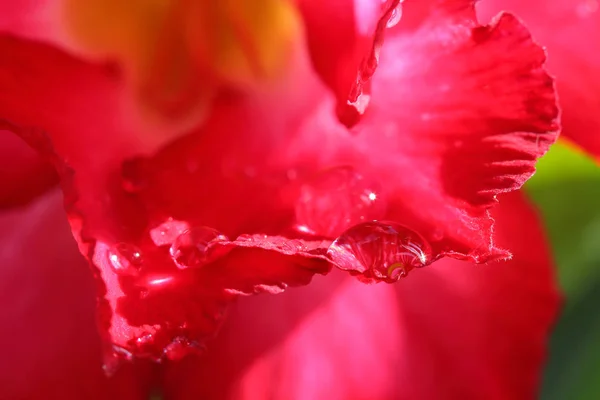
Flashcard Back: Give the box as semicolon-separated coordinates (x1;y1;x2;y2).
170;227;229;269
163;336;203;361
327;221;432;282
386;4;402;28
102;345;133;377
295;166;386;238
108;243;143;276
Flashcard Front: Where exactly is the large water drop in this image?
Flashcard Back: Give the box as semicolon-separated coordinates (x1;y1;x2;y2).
327;221;432;282
170;227;228;269
295;166;385;238
108;243;143;276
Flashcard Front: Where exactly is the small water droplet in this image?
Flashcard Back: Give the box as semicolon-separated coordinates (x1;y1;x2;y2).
136;333;154;346
163;336;203;361
108;243;143;276
295;166;386;238
170;227;229;269
327;221;432;282
102;345;133;377
386;4;402;28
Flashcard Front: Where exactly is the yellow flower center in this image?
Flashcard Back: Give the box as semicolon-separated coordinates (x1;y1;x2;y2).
62;0;300;123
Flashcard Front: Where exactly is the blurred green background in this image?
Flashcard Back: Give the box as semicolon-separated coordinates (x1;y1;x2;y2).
525;142;600;400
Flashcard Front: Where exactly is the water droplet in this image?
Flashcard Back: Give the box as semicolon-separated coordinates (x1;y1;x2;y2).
170;227;229;269
295;166;386;238
136;333;154;346
386;4;402;28
102;345;133;377
327;221;432;282
163;336;203;361
108;243;143;276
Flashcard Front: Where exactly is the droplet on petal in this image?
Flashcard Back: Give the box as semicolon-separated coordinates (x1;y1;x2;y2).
386;4;402;28
108;243;143;276
295;166;386;238
102;345;133;377
170;227;229;269
327;221;432;282
163;336;203;361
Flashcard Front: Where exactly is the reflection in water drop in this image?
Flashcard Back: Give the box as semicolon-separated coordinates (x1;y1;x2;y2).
170;227;229;269
108;243;143;276
295;166;386;238
327;221;432;282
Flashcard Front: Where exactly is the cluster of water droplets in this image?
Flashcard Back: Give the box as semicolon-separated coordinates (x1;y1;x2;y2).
103;224;231;368
107;226;229;279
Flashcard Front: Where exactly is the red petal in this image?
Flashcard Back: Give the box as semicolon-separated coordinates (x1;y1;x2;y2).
0;35;329;359
283;7;559;280
298;0;402;127
161;190;560;400
0;190;154;399
0;0;558;356
361;9;558;264
477;0;600;159
0;131;57;208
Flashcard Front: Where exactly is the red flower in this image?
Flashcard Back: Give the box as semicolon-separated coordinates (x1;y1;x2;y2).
0;0;561;398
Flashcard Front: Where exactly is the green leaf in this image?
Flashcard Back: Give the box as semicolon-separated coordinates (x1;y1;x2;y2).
525;142;600;400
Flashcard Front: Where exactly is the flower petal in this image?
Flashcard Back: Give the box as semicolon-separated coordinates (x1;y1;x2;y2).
160;190;559;400
0;0;558;358
359;8;558;265
477;0;600;159
0;190;154;399
298;0;402;127
0;35;329;359
281;6;559;279
0;131;57;208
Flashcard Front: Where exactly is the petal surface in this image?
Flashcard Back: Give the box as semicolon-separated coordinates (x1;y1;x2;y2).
0;190;154;399
477;0;600;159
0;34;330;359
0;131;57;208
0;0;558;357
286;4;560;279
161;190;560;400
